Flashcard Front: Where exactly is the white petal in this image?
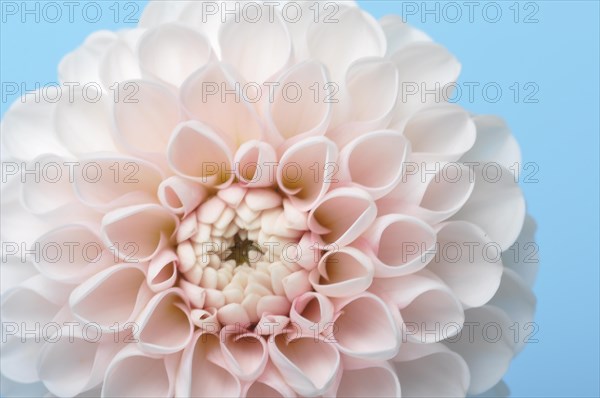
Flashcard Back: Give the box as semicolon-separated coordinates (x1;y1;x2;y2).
461;115;521;170
234;140;278;187
380;14;431;56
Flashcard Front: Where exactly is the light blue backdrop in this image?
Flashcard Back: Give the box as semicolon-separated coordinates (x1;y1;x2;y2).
1;1;598;397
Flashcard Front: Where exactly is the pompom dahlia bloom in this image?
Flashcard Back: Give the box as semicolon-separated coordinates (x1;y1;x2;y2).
0;1;538;397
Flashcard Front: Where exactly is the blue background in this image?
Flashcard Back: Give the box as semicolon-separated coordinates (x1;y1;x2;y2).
1;1;598;396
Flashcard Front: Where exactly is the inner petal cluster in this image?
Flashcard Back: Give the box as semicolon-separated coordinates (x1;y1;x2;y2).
176;185;305;325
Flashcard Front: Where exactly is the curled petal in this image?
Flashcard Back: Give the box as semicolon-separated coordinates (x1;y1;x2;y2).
332;293;400;360
37;326;122;397
307;7;385;80
167;121;235;187
329;59;399;145
309;247;374;298
452;164;525;251
290;292;334;333
134;288;193;355
70;263;153;331
58;30;116;84
234;140;278;188
33;224;113;283
158;176;207;217
335;361;401;398
268;331;340;397
392;342;469;397
0;258;37;295
444;306;515;395
337;130;409;199
391;42;461;121
190;308;220;332
102;345;179;397
267;61;331;147
138;23;213;87
360;214;437;277
219;6;292;83
378;162;475;225
112;79;183;158
220;326;268;381
308;187;377;247
281;270;312;302
74;156;163;212
461;115;521;170
403;104;476;162
372;271;464;343
181;62;263;144
428;221;503;308
102;204;178;262
138;0;189;27
277;136;338;211
380;14;431;56
1;90;70;160
243;361;296;398
55;87;116;154
501;215;538;286
1;335;45;384
147;249;178;292
99;32;143;89
176;331;242;397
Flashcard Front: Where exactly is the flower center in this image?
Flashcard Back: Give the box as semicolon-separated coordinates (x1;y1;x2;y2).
175;185;305;324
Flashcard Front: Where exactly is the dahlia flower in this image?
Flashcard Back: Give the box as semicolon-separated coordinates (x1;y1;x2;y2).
0;1;537;397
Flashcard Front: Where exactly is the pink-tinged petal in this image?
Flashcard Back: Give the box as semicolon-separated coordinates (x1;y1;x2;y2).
147;249;178;292
243;361;296;398
181;62;263;144
176;331;242;397
190;308;221;332
307;7;385;80
167;121;235;187
257;296;291;319
360;214;437;277
158;176;206;217
308;187;377;247
338;130;409;199
501;215;538;286
268;331;340;396
266;61;331;148
378;162;475;225
277;137;338;212
428;221;503;308
245;189;283;212
392;342;469;397
332;293;400;360
218;184;248;208
102;345;179;397
487;268;536;353
217;303;251;326
220;326;268;381
290;292;334;333
329;59;399;146
309;247;374;298
444;306;515;395
74;156;163;213
234;140;278;188
281;270;312;302
58;30;116;84
402;104;476;162
390;42;461;122
55;88;117;154
138;0;189;27
372;271;464;344
461;115;521;171
283;200;309;232
33;224;113;283
112;79;183;158
138;23;213;88
134;288;193;355
452;163;525;251
219;7;292;83
102;204;178;262
335;361;400;397
380;14;431;56
37;326;123;397
180;279;206;309
255;315;290;337
1;91;70;161
70;263;153;331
